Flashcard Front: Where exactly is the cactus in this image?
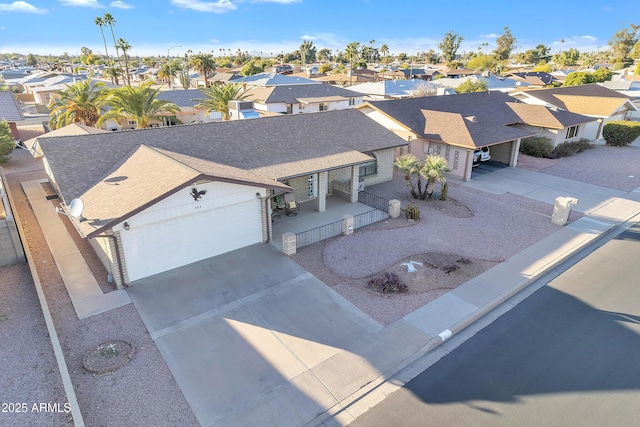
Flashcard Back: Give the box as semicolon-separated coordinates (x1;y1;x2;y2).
404;203;421;220
440;181;448;201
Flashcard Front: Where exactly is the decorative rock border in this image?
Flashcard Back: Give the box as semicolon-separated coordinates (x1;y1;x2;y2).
83;340;135;375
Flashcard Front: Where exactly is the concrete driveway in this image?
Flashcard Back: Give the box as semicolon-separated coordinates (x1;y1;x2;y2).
127;243;387;426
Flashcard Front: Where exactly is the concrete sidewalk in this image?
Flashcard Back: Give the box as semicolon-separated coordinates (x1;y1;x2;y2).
22;179;130;320
313;179;640;425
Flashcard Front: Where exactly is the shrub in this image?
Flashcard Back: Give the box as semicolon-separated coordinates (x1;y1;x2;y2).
367;272;408;294
552;138;594;158
519;136;553;158
602;121;640;146
0;120;15;165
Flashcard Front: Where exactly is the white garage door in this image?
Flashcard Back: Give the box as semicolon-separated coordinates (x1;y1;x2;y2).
121;198;262;282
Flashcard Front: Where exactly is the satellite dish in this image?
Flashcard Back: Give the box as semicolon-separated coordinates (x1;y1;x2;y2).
69;199;84;219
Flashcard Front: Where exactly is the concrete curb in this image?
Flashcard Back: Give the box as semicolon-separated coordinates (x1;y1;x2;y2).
0;170;85;427
320;196;640;425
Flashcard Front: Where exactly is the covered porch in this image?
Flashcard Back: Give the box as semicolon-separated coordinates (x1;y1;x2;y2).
270;196;387;252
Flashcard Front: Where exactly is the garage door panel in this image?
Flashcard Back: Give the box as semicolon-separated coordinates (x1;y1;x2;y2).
122;199;261;282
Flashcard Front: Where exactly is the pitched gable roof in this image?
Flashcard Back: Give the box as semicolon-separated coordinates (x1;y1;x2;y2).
75;144;290;237
39;109;407;204
24;123;108;156
505;102;597;128
0;91;24;122
421;110;533;149
511;84;636;117
246;84;360;104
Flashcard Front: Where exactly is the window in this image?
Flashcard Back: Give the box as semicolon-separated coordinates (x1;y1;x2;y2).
298;102;305;110
359;157;377;177
349;98;356;106
319;102;328;111
286;104;293;114
566;125;579;139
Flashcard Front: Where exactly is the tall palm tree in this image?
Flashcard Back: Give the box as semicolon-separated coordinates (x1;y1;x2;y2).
94;16;111;65
345;42;360;85
189;53;216;88
380;44;389;59
97;81;181;129
48;75;106;129
193;83;249;121
116;38;132;85
103;13;123;73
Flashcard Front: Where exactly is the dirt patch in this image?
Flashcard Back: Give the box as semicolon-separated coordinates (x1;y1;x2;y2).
83;340;135;375
365;252;497;295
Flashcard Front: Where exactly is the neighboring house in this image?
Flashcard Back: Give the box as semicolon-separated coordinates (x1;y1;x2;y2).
0;90;24;139
156;89;222;123
506;72;556;87
232;72;320;88
510;83;638;139
348;79;439;100
311;73;376;86
38;109;407;286
358;91;596;181
244;84;363;114
24;123;108;158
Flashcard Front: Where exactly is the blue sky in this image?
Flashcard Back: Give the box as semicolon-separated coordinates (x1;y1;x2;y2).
0;0;633;58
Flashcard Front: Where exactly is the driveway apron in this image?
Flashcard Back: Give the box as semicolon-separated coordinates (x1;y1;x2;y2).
127;243;384;426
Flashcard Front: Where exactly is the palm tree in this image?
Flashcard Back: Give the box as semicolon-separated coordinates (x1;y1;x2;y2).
94;17;111;65
158;60;181;86
421;154;450;199
394;154;421;198
116;38;132;85
98;81;181;129
189;53;216;88
394;154;449;200
48;75;106;129
345;42;360;85
380;44;389;58
193;83;249;121
103;66;122;85
103;13;122;73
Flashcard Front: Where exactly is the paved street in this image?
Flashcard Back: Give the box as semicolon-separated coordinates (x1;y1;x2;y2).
349;222;640;427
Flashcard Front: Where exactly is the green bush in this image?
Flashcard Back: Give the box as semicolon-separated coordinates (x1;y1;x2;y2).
0;120;15;165
552;138;594;158
519;136;554;158
602;121;640;146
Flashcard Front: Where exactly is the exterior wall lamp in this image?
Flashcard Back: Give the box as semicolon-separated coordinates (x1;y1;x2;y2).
124;222;130;231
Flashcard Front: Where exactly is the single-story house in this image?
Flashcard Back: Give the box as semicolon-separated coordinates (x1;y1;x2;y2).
39;109;407;286
244;83;363;114
156;89;223;123
509;83;638;139
348;79;440;100
358;91;596;181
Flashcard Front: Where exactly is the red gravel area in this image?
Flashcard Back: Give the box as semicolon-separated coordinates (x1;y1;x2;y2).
2;149;198;427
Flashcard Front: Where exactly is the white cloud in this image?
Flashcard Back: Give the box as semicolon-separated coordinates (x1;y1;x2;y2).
110;0;133;9
58;0;104;7
478;33;498;39
170;0;237;13
251;0;302;3
0;1;48;13
300;34;316;41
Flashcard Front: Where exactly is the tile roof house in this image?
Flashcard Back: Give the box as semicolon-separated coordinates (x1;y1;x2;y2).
509;83;638;139
244;84;363;114
0;91;24;139
39;109;407;286
358;91;596;181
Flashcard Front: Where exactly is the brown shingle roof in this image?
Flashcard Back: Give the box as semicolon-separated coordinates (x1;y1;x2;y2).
75;145;290;237
511;84;635;117
505;103;597;129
